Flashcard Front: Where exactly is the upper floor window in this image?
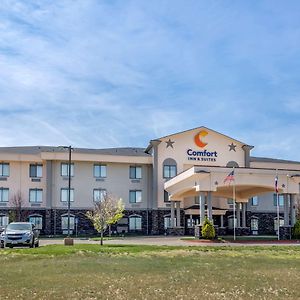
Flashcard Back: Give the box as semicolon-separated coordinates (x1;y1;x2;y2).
29;189;43;203
251;196;258;206
93;189;107;202
61;163;74;177
29;164;43;178
273;194;284;207
130;166;142;179
163;158;177;179
94;164;107;178
129;190;142;203
61;188;74;202
0;188;9;202
0;163;9;177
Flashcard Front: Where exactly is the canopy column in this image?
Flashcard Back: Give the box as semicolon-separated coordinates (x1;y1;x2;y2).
242;203;246;227
170;201;175;228
176;201;181;227
284;194;290;226
236;203;241;228
290;194;296;226
207;192;213;222
199;192;205;226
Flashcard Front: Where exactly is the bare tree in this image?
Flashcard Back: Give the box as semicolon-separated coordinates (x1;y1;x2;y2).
86;194;124;246
11;191;24;222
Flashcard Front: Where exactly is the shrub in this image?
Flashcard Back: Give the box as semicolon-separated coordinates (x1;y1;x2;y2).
201;218;216;240
293;219;300;239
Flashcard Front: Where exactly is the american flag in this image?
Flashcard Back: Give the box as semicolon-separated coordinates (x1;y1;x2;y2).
275;175;279;193
223;169;235;184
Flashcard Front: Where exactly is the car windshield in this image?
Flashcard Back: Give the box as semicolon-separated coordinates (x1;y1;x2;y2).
6;223;32;231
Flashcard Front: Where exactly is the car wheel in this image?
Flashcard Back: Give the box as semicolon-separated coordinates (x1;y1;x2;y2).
0;244;4;249
35;241;39;248
29;240;35;248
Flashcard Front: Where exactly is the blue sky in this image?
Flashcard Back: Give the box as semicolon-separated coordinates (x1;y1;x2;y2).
1;0;300;160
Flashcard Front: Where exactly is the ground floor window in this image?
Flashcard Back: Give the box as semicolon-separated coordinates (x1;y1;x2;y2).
164;216;176;229
227;216;237;229
187;218;195;228
274;217;284;232
61;214;75;230
0;215;9;226
28;215;43;230
129;216;142;230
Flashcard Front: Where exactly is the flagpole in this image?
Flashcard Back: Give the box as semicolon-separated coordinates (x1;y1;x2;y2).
232;167;236;241
233;175;236;241
276;170;280;241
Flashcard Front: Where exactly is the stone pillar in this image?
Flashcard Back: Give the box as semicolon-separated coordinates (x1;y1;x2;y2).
290;194;296;226
220;215;224;227
207;192;213;222
236;202;241;228
199;192;205;225
170;201;175;228
284;194;289;226
176;201;181;227
242;203;246;227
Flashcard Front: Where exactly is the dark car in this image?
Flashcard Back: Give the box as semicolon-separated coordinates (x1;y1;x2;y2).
0;222;39;248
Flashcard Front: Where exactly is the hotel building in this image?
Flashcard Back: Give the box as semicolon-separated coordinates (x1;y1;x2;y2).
0;126;299;237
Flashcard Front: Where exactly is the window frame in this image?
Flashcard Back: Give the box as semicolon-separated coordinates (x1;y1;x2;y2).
0;215;9;226
273;194;284;207
61;214;75;230
0;188;9;203
93;188;107;202
251;196;258;206
29;188;43;203
61;163;74;177
129;190;142;203
28;215;43;230
129;215;142;231
129;166;142;179
0;163;9;177
29;164;43;178
93;164;107;178
163;165;177;179
61;188;75;202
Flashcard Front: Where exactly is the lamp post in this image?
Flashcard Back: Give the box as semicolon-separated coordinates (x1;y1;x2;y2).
60;145;74;245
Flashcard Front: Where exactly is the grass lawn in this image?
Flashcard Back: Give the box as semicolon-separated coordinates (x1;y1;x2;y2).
1;245;300;299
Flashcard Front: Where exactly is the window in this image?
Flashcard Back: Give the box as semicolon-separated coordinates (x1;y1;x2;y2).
164;190;170;202
94;164;107;178
0;188;9;202
93;189;107;202
61;163;74;177
273;194;284;206
129;190;142;203
187;218;195;228
61;214;75;230
29;189;43;203
0;163;9;177
61;188;74;202
228;216;237;229
274;217;284;232
129;166;142;179
250;218;258;231
163;165;177;179
251;196;258;206
28;215;43;230
164;216;176;229
129;216;142;230
0;215;9;226
29;164;42;178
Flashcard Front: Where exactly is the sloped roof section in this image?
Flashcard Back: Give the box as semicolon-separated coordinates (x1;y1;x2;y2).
250;156;300;165
0;146;151;157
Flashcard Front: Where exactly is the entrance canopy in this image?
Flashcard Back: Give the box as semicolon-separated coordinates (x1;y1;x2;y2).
165;166;300;202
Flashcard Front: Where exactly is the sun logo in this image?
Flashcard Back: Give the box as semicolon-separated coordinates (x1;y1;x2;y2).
194;130;208;148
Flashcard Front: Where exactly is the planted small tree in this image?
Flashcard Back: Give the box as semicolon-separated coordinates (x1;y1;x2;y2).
201;217;216;240
86;194;124;246
293;219;300;239
11;191;24;222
